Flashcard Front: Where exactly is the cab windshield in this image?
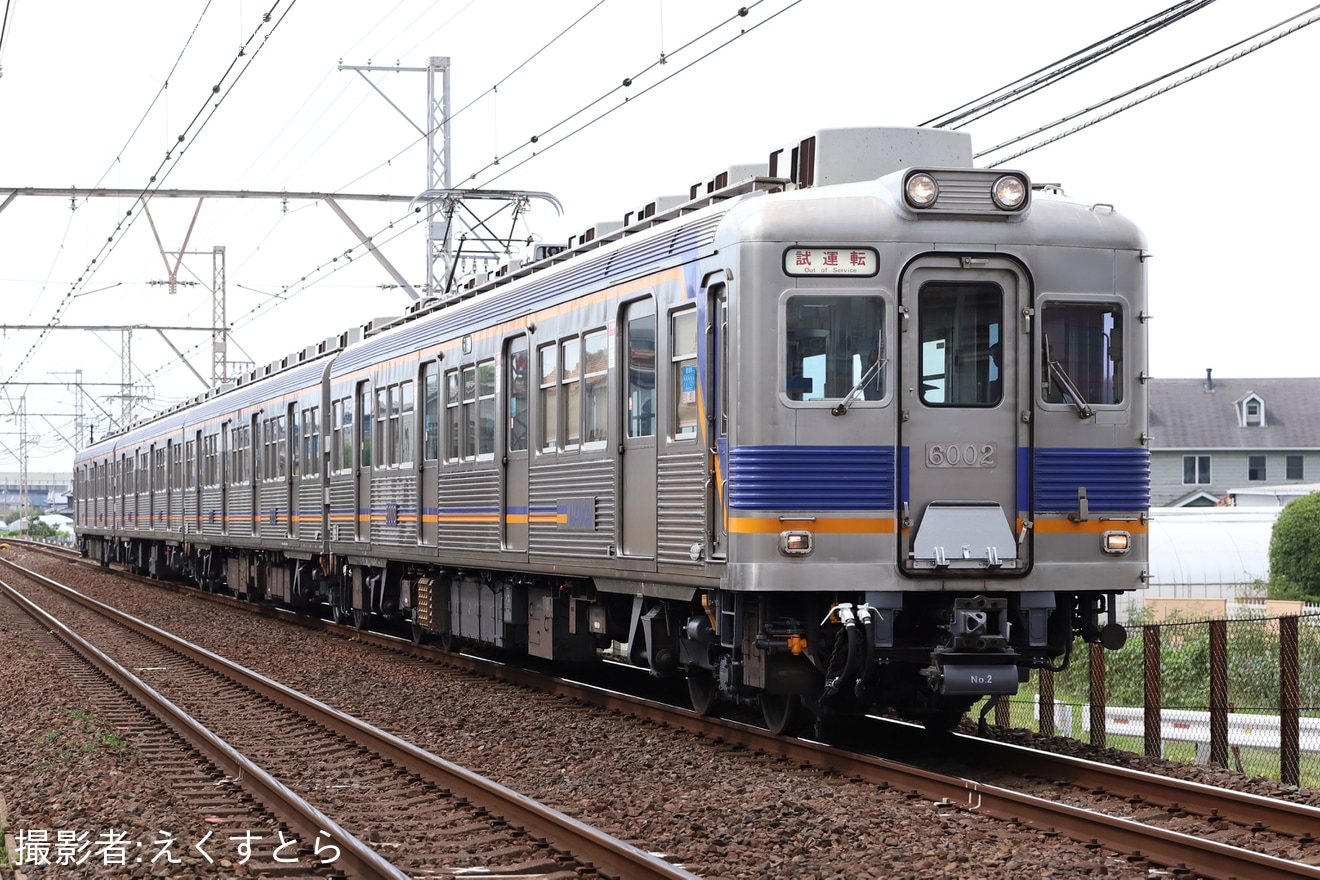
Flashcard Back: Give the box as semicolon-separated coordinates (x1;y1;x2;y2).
784;294;885;402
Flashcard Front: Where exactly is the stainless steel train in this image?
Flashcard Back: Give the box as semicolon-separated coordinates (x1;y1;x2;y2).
74;126;1149;734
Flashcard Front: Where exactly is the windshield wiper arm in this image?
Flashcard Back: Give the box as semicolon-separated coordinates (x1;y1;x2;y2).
831;357;886;416
1047;358;1094;419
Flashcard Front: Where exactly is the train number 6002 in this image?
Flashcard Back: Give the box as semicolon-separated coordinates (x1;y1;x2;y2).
925;443;996;468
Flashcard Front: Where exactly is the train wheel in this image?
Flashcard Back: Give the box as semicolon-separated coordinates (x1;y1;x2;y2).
352;608;367;630
687;667;719;716
760;692;803;736
331;606;348;626
436;632;457;652
410;622;426;645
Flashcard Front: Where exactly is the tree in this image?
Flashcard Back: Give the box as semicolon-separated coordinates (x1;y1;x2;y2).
1267;492;1320;601
24;518;62;540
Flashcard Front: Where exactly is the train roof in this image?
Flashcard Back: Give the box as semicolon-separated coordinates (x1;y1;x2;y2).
75;126;1144;462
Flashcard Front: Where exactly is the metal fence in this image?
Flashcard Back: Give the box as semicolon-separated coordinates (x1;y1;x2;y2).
990;610;1320;788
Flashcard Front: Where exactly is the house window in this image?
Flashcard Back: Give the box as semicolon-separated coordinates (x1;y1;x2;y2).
1287;454;1304;481
1242;395;1267;427
1183;454;1210;485
1248;455;1266;482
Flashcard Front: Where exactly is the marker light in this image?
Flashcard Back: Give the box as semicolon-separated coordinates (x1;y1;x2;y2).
905;172;938;208
992;175;1027;210
1101;530;1131;556
779;530;813;556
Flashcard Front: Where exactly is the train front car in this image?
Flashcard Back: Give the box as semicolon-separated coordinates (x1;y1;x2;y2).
682;128;1149;734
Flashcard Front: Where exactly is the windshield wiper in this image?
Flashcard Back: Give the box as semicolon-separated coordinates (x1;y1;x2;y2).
831;356;886;416
1045;353;1094;419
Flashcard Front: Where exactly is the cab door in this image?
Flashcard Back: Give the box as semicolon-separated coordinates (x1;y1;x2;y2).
899;257;1028;574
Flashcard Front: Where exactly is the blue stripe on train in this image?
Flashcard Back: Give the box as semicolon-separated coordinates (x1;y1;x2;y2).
728;446;897;511
727;445;1149;514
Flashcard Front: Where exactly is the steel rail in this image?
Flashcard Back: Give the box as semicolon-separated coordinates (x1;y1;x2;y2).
946;732;1320;841
0;574;408;880
22;546;1320;879
0;557;699;880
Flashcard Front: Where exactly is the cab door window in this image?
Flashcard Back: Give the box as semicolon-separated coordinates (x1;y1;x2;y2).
917;283;1002;407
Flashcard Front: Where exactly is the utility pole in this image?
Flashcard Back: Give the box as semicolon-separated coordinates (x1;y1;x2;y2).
19;377;131;451
0;323;214;432
213;246;227;386
18;394;29;532
427;56;453;297
338;57;561;300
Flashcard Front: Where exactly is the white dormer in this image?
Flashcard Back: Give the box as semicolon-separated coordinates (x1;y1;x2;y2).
1237;392;1267;427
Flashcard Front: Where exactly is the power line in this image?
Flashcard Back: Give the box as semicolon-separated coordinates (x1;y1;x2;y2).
922;0;1217;130
979;5;1320;166
139;0;809;383
2;0;297;387
13;2;218;345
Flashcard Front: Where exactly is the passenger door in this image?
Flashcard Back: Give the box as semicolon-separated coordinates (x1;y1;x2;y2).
502;335;529;552
419;362;439;546
619;298;657;558
899;257;1027;574
355;380;372;542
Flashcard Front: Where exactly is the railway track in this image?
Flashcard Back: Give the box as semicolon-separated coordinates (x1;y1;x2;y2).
8;542;1320;878
0;555;697;880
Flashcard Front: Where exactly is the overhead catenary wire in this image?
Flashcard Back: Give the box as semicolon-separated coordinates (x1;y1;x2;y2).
17;2;1315;448
139;0;804;389
13;1;216;332
0;0;13;75
979;4;1320;166
2;0;298;389
330;0;613;195
921;0;1217;130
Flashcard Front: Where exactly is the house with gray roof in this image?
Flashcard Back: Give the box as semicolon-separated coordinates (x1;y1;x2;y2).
1148;371;1320;507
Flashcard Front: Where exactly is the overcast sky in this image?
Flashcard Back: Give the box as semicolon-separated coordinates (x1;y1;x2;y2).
2;0;1318;474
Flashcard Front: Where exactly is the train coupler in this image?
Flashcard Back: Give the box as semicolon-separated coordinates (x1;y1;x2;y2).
921;653;1019;697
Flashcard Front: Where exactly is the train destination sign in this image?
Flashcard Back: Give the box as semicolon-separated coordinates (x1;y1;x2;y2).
783;246;878;276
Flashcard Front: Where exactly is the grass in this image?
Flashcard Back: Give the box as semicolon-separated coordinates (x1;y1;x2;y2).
992;690;1320;788
31;709;136;773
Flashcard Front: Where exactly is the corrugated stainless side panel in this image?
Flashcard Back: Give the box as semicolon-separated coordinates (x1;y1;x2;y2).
200;487;223;537
437;468;500;553
328;478;355;542
657;450;705;567
371;473;417;546
183;493;196;537
529;458;616;558
298;481;322;541
258;483;287;539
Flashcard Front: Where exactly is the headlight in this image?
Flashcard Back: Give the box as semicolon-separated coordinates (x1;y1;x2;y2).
992;175;1027;210
905;172;938;208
